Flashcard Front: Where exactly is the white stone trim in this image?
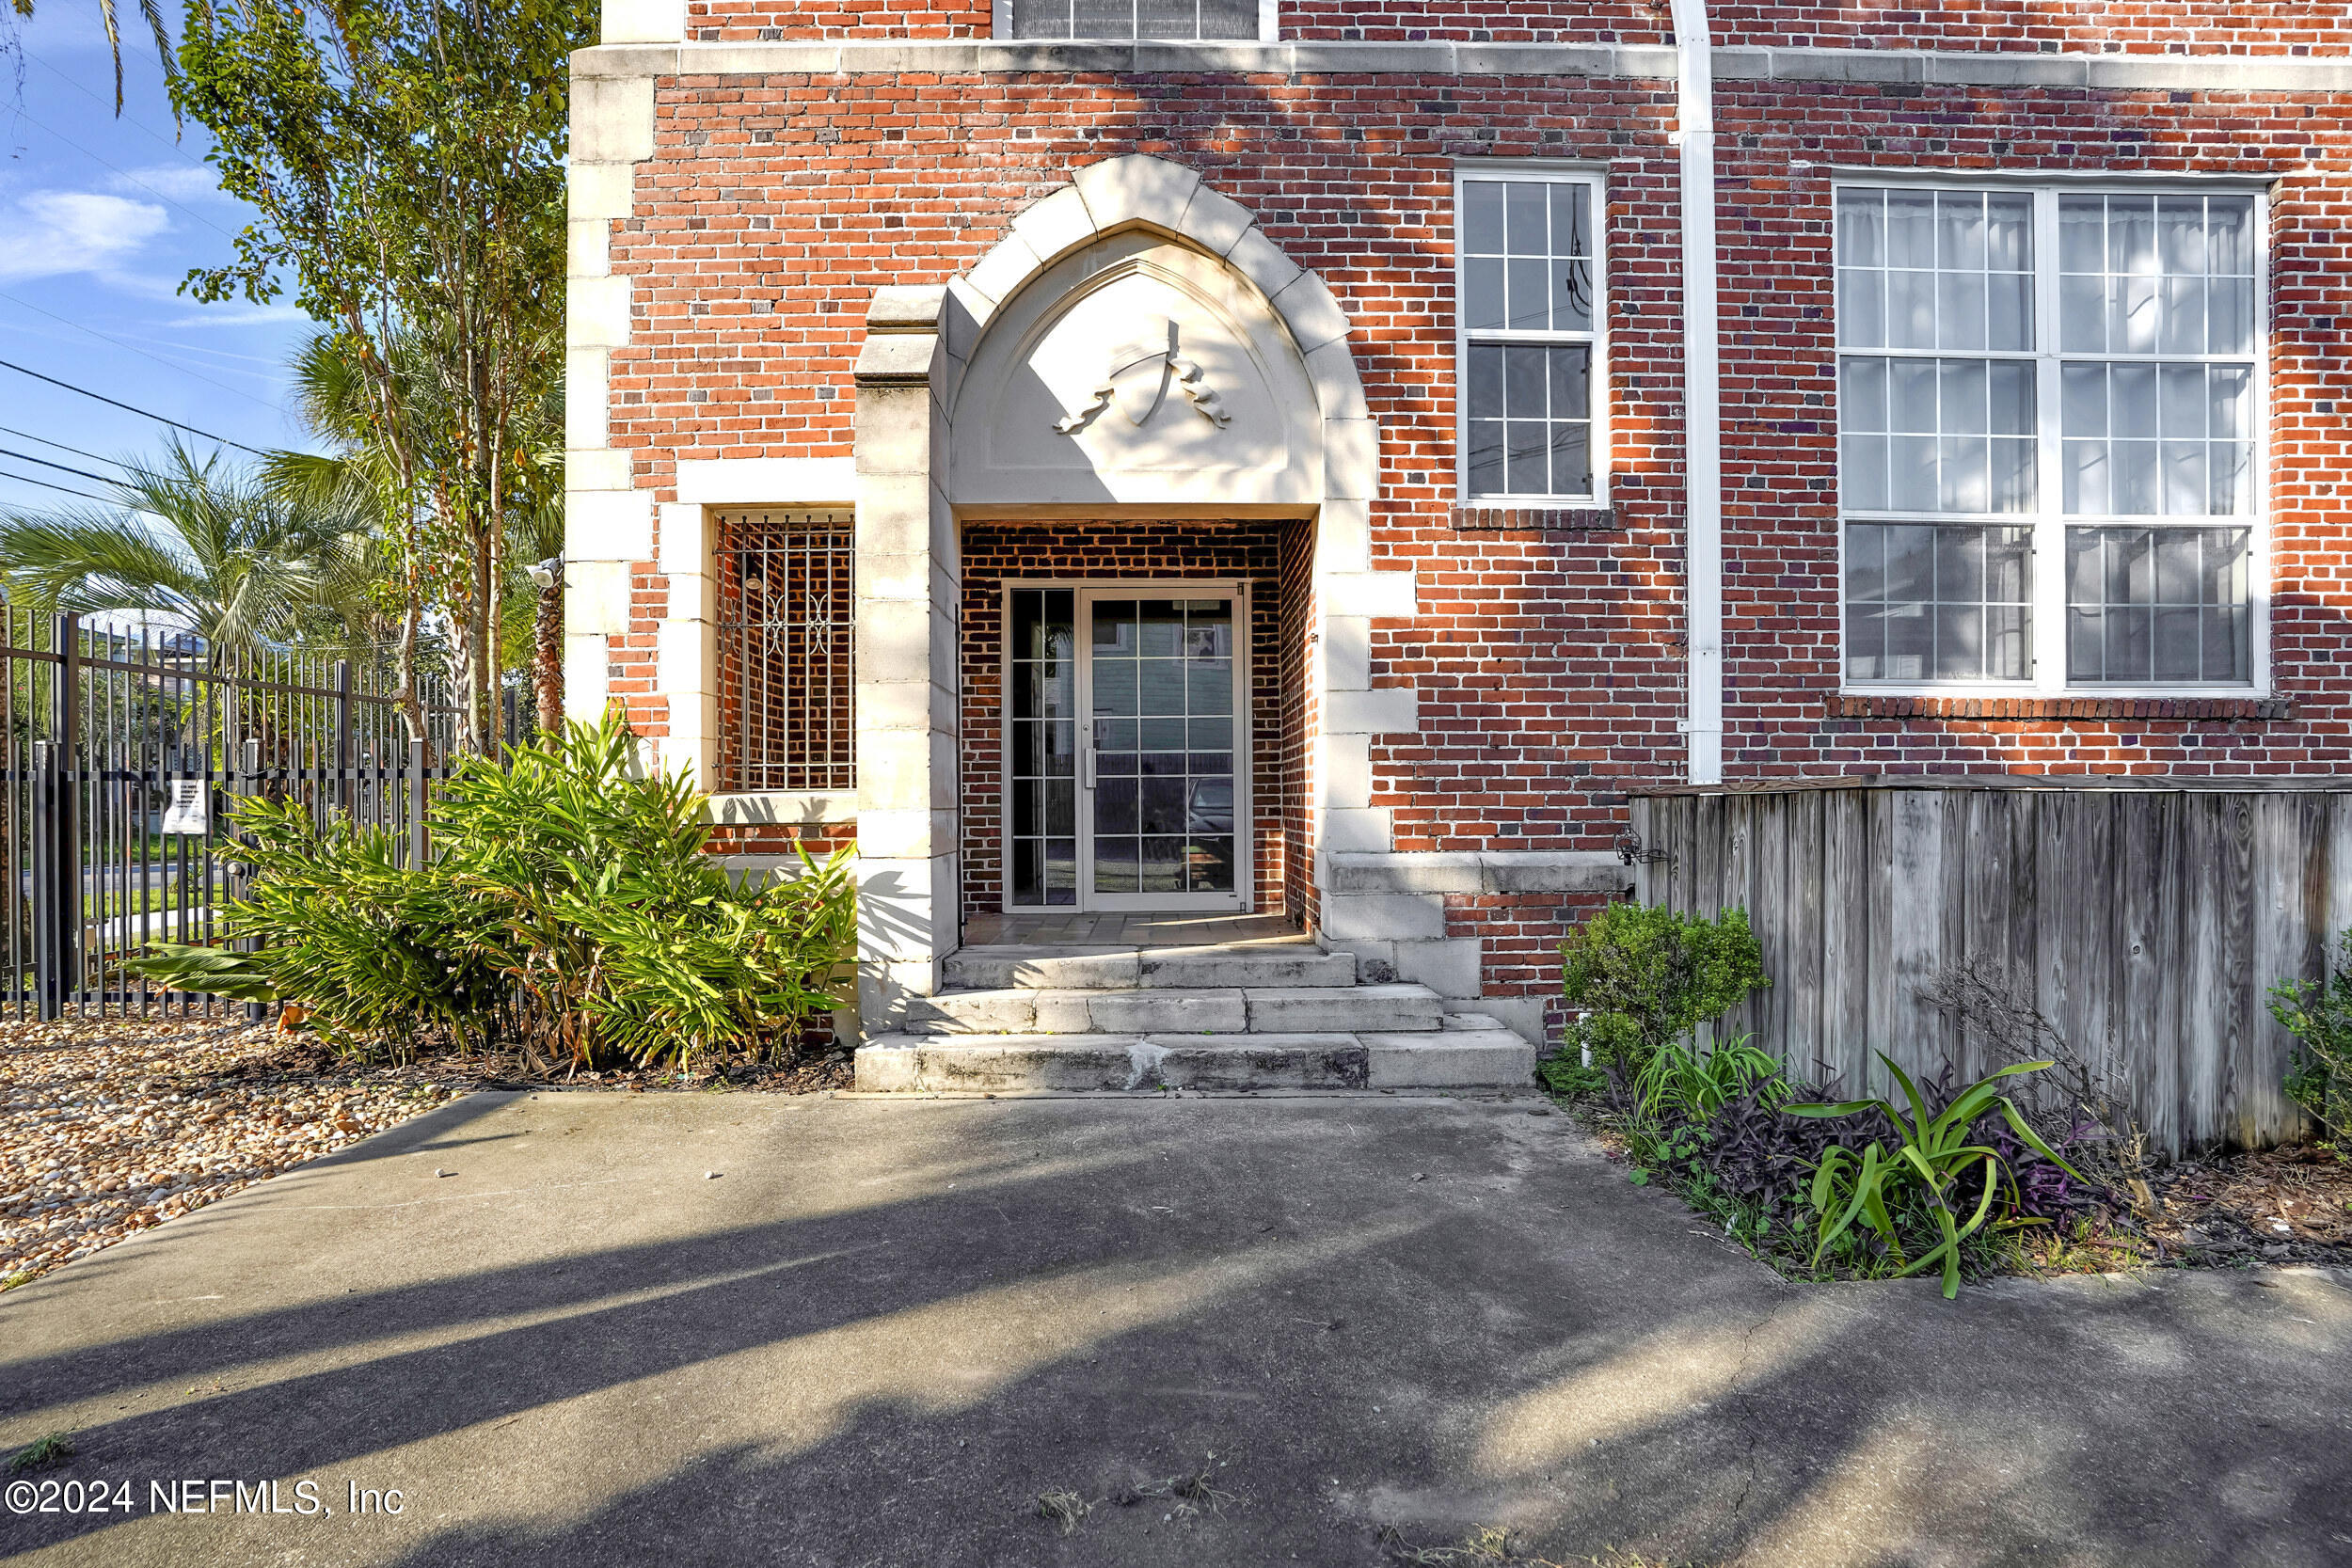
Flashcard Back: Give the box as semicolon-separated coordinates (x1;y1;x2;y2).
1327;850;1631;895
674;457;859;506
573;40;2352;94
564;55;661;725
703;790;859;826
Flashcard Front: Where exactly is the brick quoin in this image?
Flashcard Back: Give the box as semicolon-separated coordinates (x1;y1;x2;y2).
585;11;2352;1006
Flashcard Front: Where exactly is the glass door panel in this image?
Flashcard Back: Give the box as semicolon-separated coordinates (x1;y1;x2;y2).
1088;596;1237;902
1008;589;1077;906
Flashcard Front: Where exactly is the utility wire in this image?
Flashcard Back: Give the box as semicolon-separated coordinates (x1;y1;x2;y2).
0;357;268;456
0;469;118;505
17;112;241;242
0;291;279;411
24;51;199;166
0;446;126;489
0;424;134;473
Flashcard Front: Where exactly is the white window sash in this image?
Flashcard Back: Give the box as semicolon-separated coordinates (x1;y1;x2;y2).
1453;163;1611;508
1833;179;2270;698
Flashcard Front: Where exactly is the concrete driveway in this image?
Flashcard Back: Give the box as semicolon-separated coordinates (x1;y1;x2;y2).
1;1092;2347;1567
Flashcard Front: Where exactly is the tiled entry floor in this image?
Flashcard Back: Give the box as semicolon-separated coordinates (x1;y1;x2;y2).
961;911;1306;949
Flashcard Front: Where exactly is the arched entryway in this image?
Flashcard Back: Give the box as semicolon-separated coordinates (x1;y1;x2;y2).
848;154;1413;1029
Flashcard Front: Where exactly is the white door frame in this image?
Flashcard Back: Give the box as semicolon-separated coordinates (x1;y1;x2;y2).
999;578;1253;914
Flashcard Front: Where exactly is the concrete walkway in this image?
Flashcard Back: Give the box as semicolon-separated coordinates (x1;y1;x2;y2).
1;1094;2346;1567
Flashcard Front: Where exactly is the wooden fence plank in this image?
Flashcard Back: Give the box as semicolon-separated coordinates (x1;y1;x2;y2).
1788;789;1825;1071
1818;787;1867;1093
2181;795;2227;1149
1628;781;2349;1154
1885;789;1945;1095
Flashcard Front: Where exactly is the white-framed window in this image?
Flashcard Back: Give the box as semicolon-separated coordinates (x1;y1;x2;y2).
1454;165;1608;506
997;0;1273;40
1836;180;2267;693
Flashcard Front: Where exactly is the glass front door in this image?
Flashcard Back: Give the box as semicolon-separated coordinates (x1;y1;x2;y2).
1004;585;1248;911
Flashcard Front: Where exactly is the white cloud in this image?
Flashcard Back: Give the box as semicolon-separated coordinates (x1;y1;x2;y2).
106;165;230;205
160;304;312;330
0;191;169;282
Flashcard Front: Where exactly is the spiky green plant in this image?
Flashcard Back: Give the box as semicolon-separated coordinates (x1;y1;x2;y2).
1788;1053;2084;1299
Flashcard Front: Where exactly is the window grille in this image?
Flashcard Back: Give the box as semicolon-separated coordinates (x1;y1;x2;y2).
1006;0;1261;40
715;510;854;793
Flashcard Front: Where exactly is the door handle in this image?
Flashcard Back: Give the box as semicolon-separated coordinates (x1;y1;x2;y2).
1081;737;1096;790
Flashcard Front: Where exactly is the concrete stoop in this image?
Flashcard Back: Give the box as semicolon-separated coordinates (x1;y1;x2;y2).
854;940;1538;1094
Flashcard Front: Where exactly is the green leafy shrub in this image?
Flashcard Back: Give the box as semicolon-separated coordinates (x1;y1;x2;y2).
2269;931;2352;1153
1553;902;1768;1085
130;716;855;1069
1788;1054;2082;1299
1563;1014;2084;1296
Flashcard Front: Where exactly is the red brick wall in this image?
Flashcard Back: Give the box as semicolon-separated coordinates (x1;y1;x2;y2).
605;70;1690;884
675;0;1666;43
672;0;2341;52
1710;1;2352;54
598;61;2352;1002
958;520;1298;923
1709;80;2352;778
705;821;858;856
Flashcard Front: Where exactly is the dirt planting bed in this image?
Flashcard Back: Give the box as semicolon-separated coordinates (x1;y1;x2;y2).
0;1017;853;1291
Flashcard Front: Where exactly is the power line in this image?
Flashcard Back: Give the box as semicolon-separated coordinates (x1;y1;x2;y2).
0;446;125;489
24;51;201;168
18;111;243;242
0;424;133;472
0;357;268;456
0;290;280;411
0;469;118;506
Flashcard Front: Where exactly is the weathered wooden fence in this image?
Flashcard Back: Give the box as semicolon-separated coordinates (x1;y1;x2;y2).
1629;779;2352;1154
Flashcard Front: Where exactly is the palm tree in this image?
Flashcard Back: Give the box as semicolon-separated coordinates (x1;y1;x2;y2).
6;0;178;114
0;442;373;657
271;328;564;748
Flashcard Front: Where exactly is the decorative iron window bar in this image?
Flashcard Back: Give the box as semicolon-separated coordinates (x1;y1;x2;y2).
715;510;856;793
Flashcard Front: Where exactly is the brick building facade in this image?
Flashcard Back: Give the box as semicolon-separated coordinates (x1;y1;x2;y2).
563;0;2352;1045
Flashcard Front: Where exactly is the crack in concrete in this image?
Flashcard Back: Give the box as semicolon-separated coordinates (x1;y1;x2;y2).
1723;1288;1795;1534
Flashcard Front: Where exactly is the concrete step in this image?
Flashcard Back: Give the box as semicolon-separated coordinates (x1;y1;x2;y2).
942;942;1356;991
899;981;1444;1037
854;1029;1537;1093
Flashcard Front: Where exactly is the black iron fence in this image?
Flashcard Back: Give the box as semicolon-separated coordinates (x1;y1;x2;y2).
3;610;460;1020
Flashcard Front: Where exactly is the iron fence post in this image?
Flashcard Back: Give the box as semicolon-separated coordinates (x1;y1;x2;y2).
408;738;427;869
333;659;354;821
34;613;79;1018
30;741;59;1021
240;738;265;1023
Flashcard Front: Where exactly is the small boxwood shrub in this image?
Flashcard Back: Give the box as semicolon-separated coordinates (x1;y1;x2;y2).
1550;901;1768;1087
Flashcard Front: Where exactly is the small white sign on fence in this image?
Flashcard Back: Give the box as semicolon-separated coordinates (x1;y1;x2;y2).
159;779;209;836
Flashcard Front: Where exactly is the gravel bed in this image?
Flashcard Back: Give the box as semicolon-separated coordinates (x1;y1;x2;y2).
0;1017;854;1291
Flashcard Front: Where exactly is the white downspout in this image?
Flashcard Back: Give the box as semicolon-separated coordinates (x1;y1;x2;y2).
1670;0;1724;785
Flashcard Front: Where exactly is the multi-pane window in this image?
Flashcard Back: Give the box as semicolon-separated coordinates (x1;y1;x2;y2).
1005;0;1261;40
715;511;854;793
1836;184;2263;689
1456;169;1604;502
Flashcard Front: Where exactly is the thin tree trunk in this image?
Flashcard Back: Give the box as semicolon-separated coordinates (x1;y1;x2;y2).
533;570;563;737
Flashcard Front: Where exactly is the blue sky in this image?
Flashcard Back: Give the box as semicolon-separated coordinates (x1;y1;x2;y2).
0;8;318;518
